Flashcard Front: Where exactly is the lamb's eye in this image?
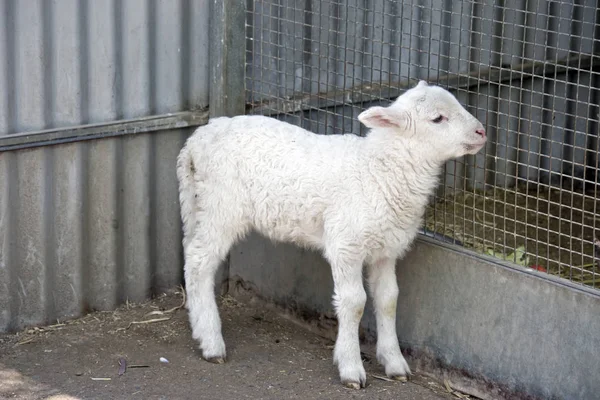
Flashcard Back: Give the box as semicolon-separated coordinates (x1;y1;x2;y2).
432;115;444;123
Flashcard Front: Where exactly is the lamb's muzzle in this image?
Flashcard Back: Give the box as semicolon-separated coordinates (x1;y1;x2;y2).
176;80;486;389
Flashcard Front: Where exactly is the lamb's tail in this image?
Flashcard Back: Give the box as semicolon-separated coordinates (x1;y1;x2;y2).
176;141;197;252
176;117;232;251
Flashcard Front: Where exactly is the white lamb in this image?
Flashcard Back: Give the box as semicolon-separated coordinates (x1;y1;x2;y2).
176;80;486;389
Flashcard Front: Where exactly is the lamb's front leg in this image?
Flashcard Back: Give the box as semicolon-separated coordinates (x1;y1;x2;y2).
367;258;411;381
328;257;368;389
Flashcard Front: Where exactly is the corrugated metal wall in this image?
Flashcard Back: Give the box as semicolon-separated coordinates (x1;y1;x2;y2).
0;0;210;332
246;0;600;188
0;0;209;132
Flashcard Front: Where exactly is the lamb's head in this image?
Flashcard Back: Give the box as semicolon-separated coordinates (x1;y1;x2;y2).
358;80;486;161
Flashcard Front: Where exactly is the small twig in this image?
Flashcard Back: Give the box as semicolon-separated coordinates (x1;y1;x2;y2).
444;379;453;392
91;377;111;381
128;365;150;369
371;374;396;382
572;263;596;269
125;317;171;329
474;212;483;223
15;338;34;346
444;379;470;399
143;287;187;317
144;310;168;317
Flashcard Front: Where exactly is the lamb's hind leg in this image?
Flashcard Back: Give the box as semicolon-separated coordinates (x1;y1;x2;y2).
177;144;246;363
184;231;234;363
366;258;410;380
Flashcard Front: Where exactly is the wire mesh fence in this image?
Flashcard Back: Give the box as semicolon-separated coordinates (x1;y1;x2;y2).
244;0;600;290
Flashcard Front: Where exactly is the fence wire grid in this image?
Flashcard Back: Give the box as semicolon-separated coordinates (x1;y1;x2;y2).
245;0;600;290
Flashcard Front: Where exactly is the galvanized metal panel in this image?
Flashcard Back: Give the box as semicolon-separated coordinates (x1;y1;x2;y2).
121;0;151;119
0;0;209;136
122;136;152;303
154;0;184;114
52;143;84;322
15;0;46;132
0;127;195;332
13;149;48;328
51;0;84;128
0;0;8;134
0;0;212;332
153;130;189;291
119;0;153;303
86;139;119;311
190;0;211;109
0;152;11;329
87;0;117;123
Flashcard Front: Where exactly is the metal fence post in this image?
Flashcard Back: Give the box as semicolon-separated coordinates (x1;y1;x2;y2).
209;0;246;118
208;0;246;295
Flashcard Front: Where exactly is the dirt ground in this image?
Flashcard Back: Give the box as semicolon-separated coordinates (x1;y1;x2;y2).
0;290;460;400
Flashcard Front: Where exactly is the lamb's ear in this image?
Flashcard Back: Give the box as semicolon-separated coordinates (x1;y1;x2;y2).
358;106;407;129
416;80;428;88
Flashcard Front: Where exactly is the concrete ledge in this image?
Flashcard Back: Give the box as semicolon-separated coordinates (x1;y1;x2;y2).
230;233;600;400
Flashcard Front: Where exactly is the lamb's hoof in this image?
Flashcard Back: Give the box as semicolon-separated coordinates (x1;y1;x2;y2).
205;356;226;364
342;380;363;390
390;375;408;382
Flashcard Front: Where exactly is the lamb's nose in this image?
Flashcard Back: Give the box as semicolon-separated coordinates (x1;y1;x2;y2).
475;128;486;138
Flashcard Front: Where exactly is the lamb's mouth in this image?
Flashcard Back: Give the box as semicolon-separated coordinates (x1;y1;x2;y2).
463;141;486;153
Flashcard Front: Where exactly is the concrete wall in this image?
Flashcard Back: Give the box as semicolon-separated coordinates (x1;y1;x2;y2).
230;234;600;400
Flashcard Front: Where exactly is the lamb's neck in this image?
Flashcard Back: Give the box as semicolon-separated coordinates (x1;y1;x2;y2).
363;134;443;211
